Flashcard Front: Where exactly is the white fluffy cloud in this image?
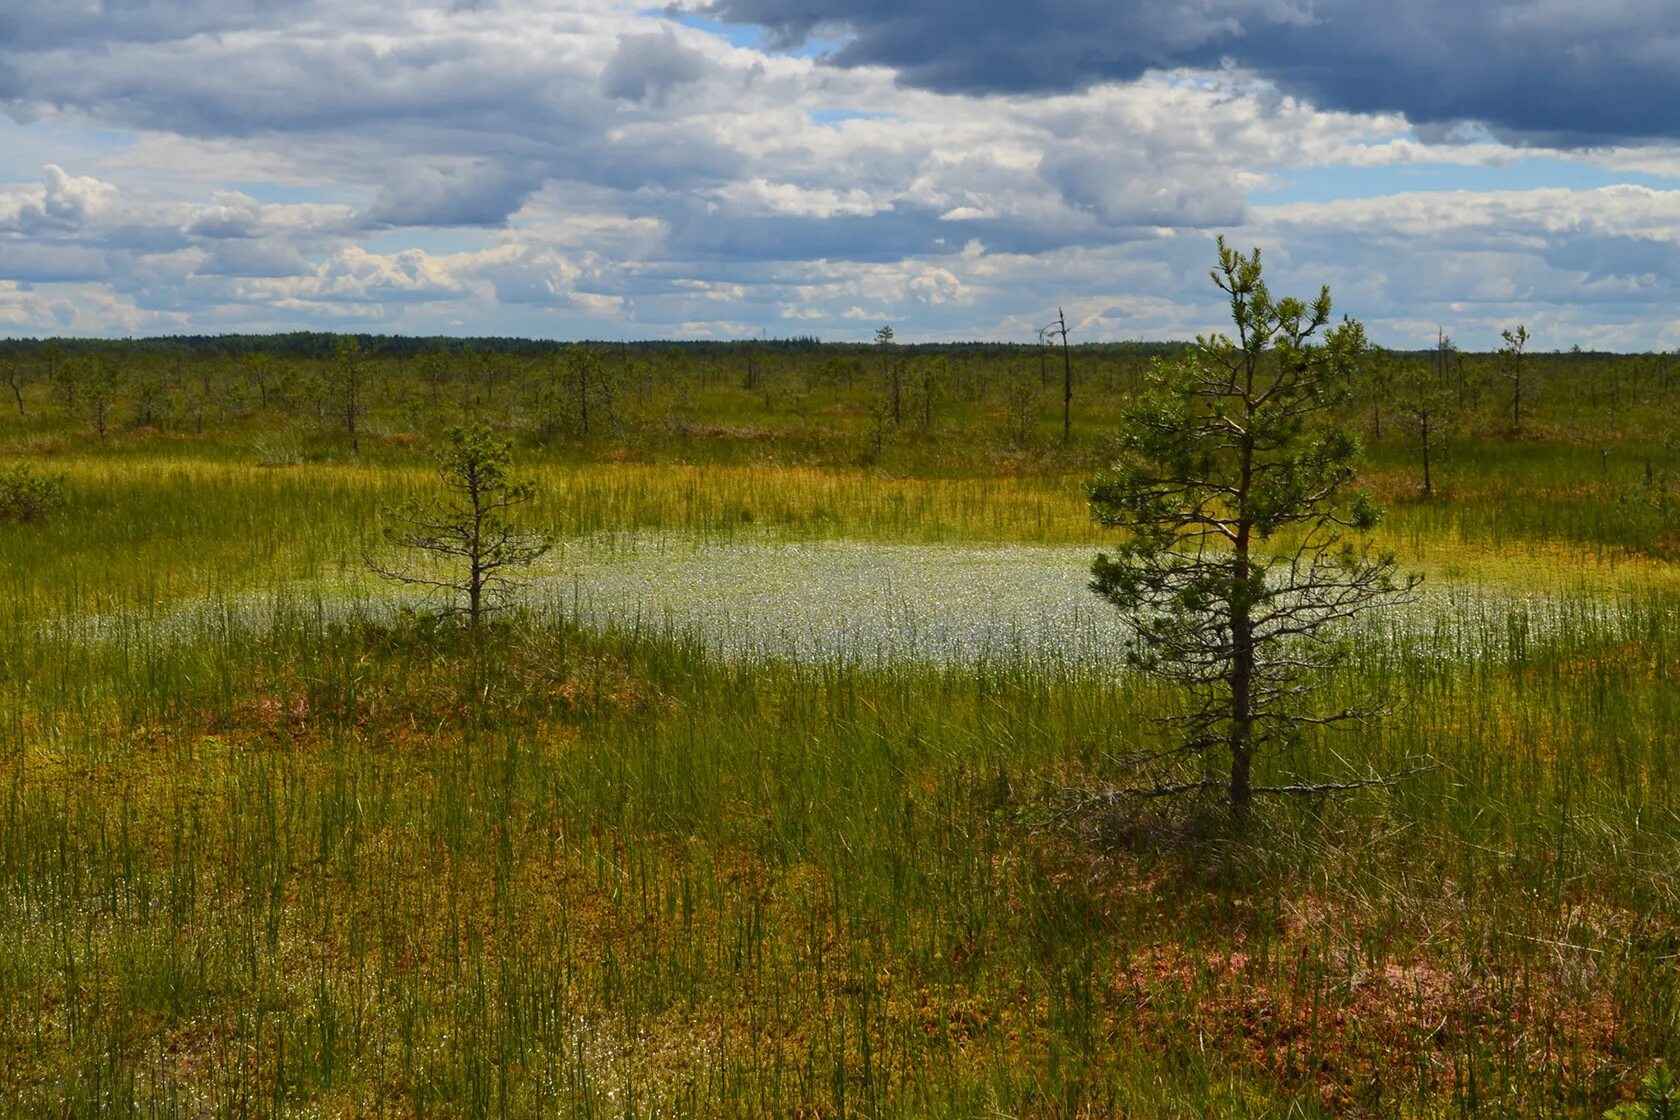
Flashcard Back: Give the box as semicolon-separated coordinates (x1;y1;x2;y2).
0;165;121;233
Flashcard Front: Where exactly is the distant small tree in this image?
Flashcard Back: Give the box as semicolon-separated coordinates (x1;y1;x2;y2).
178;366;220;434
77;357;119;440
1364;347;1395;440
130;358;167;429
863;397;889;460
328;338;367;450
909;353;947;430
595;353;626;433
300;366;330;422
417;349;450;409
49;348;80;410
368;424;552;625
1500;324;1530;433
466;350;509;417
529;356;568;439
3;358;28;417
564;347;603;436
1087;239;1417;816
217;366;255;421
876;325;900;426
1434;328;1466;413
1003;369;1042;447
242;352;275;410
1394;361;1454;497
743;341;759;393
1039;308;1073;444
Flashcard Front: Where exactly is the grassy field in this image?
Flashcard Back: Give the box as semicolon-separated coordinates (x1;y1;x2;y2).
2;354;1680;1116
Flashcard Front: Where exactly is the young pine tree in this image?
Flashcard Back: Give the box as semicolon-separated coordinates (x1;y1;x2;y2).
1500;324;1530;433
1394;360;1454;497
875;325;900;426
328;337;367;451
368;424;552;625
1087;239;1417;816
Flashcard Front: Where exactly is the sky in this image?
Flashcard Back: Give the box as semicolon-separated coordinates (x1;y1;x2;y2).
3;1;1680;350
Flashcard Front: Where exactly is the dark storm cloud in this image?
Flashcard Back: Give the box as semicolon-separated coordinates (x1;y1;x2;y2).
702;0;1680;144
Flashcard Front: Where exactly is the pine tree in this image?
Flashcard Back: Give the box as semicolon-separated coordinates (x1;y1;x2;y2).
1087;239;1417;815
368;424;552;625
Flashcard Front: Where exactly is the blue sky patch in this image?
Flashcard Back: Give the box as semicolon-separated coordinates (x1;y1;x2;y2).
1249;157;1680;205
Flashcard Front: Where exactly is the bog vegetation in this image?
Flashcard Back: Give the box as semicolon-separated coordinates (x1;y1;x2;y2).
2;264;1680;1116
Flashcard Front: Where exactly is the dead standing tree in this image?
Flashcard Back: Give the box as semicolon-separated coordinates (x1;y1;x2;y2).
3;357;27;417
1040;308;1074;444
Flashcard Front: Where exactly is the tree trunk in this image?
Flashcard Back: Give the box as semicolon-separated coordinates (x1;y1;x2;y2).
578;361;590;435
1230;414;1256;814
1421;421;1433;497
1230;544;1255;814
1059;308;1073;445
469;481;485;626
1227;336;1262;816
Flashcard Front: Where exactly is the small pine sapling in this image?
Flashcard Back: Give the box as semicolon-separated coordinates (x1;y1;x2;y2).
368;423;552;625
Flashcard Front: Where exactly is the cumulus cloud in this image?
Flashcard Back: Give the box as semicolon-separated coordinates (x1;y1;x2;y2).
0;165;121;233
183;192;268;238
458;242;625;316
281;245;465;303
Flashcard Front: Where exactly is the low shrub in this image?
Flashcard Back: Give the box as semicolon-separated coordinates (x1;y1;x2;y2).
0;462;66;523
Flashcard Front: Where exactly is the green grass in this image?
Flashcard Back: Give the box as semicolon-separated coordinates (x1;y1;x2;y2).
3;585;1677;1116
2;385;1680;1114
